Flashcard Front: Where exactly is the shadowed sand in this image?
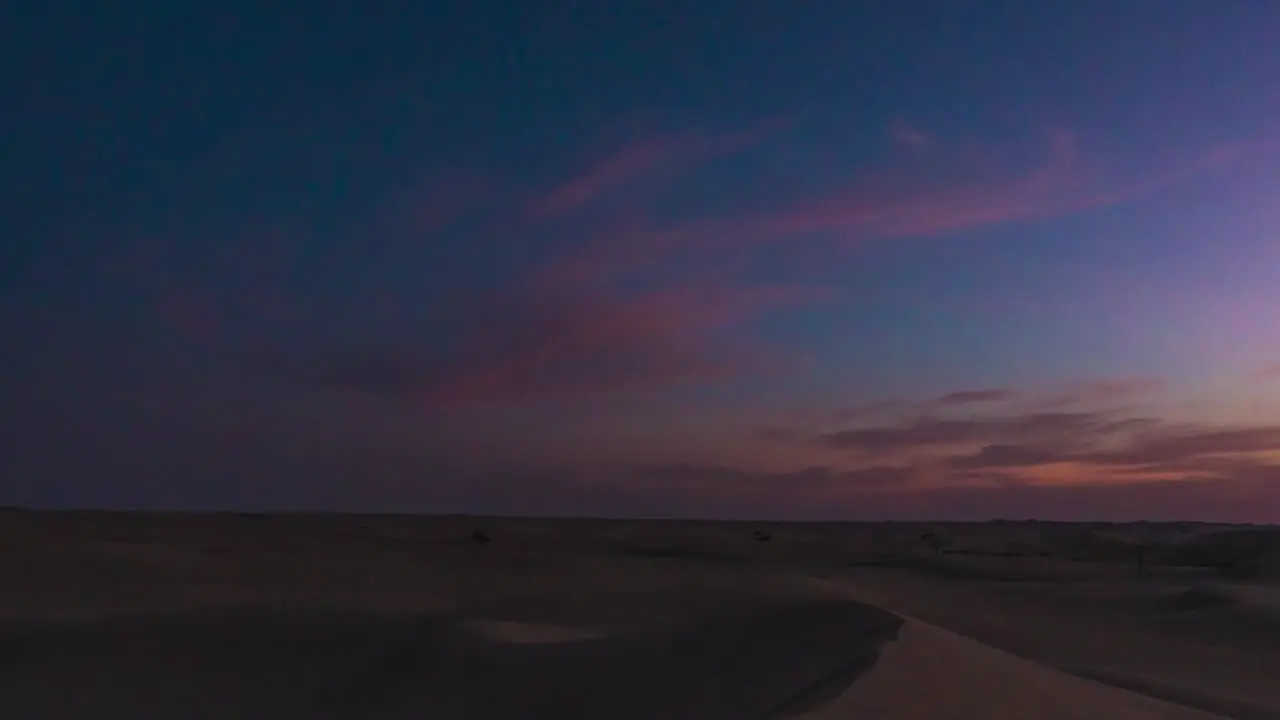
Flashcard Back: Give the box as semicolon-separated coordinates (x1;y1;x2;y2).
0;603;1231;719
0;600;900;719
0;600;1226;719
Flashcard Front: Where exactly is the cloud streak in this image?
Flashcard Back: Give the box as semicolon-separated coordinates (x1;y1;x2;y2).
254;120;1274;410
936;388;1015;405
531;140;672;218
783;405;1280;488
271;281;819;408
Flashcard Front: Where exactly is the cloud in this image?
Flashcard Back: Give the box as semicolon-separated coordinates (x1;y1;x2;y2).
702;401;1280;519
535;128;1274;292
272;281;816;408
1036;376;1166;408
935;388;1015;405
531;140;672;218
13;354;1280;521
250;121;1269;411
791;403;1280;490
949;443;1060;469
889;120;934;152
379;173;493;237
837;471;1280;523
157;290;221;345
588;449;1280;521
823;417;997;453
629;462;894;491
754;425;802;443
528;118;796;220
1084;426;1280;466
894;413;1280;488
709;127;1094;246
820;411;1104;455
623;462;917;514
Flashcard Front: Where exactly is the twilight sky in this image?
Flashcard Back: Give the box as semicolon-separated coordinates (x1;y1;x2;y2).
5;2;1280;520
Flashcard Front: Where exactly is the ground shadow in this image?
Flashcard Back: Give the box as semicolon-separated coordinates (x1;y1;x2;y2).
317;598;905;719
763;614;904;718
0;599;904;719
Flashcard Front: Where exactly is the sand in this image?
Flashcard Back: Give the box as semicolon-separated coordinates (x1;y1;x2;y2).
0;600;1226;719
801;619;1221;720
1;510;1275;718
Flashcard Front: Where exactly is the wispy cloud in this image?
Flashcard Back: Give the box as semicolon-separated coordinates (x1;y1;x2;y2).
935;388;1015;405
533;127;1273;289
530;139;672;218
272;281;818;408
528;117;797;220
157;289;221;346
1035;376;1167;408
888;120;934;152
789;403;1280;487
723;394;1280;518
253;120;1273;410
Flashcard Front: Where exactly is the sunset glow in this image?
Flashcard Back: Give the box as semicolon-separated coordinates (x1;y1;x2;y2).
5;2;1280;520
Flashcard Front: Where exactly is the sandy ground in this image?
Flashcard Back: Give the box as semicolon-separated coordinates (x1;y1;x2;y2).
819;568;1280;717
0;510;1275;718
800;620;1219;720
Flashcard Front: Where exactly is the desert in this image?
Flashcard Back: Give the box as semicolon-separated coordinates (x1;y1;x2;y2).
2;509;1278;718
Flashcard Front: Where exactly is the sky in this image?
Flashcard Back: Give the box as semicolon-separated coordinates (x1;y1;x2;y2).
5;1;1280;521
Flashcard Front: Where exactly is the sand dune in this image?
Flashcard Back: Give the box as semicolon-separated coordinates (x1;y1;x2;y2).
0;597;1234;719
2;511;1274;718
0;599;900;719
803;619;1224;719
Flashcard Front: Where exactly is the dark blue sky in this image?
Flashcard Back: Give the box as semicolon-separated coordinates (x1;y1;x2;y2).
5;1;1280;520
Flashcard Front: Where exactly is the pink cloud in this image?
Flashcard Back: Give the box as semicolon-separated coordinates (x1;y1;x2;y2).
367;173;495;251
269;124;1275;411
1036;376;1167;408
744;128;1092;242
158;290;220;346
935;388;1016;405
528;116;798;220
406;175;491;234
531;140;671;218
516;129;1095;286
433;282;823;405
524;126;1277;304
543;128;1279;290
888;120;934;151
280;281;820;409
